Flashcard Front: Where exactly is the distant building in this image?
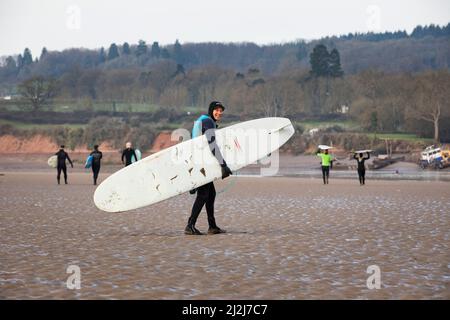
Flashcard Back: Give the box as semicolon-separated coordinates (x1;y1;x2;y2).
309;128;319;136
339;105;349;114
1;94;21;100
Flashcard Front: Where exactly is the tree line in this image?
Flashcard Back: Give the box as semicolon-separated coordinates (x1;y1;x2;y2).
0;22;449;142
0;22;449;92
9;46;450;142
336;22;450;42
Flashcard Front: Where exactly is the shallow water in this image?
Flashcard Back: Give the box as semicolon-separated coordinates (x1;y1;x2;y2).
238;167;450;182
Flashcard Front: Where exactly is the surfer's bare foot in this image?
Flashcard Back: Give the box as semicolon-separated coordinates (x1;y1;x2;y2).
184;225;203;235
208;227;226;234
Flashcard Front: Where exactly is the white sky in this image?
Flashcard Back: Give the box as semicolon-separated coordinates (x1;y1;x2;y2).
0;0;449;57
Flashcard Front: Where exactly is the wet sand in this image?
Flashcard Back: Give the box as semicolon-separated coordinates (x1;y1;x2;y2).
0;171;449;299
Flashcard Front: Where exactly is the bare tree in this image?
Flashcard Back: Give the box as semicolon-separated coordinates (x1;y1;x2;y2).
18;76;56;112
255;79;295;117
407;71;449;142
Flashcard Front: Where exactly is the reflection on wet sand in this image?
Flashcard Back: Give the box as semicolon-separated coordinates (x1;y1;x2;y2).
0;172;449;299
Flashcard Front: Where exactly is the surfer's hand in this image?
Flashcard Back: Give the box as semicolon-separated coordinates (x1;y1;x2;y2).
221;165;232;179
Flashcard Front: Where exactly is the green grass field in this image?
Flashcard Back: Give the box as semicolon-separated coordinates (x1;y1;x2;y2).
0;105;435;144
294;120;361;131
1;101;204;114
0;119;86;130
0;118;194;135
367;133;433;143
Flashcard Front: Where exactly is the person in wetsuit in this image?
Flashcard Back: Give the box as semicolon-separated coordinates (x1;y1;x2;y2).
121;142;138;167
317;148;332;184
90;145;102;185
353;152;370;185
55;145;73;185
185;101;233;235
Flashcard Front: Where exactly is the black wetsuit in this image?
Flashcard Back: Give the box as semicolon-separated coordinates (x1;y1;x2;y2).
354;153;370;185
322;166;330;184
90;149;102;185
188;114;228;230
55;149;73;184
189;182;218;229
121;148;137;167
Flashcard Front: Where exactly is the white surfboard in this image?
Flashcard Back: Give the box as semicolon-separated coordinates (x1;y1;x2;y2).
318;145;333;150
94;117;295;212
354;149;372;154
48;155;57;168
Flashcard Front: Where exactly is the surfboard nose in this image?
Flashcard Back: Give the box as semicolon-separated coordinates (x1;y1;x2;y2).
235;117;293;131
268;118;295;140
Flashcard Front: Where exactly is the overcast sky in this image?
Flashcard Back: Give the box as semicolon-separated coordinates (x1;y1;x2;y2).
0;0;449;57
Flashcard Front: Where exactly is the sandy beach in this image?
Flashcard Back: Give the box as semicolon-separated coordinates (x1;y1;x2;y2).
0;168;449;299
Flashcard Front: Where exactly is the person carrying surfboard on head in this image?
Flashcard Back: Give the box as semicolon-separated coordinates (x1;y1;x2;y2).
185;101;232;235
55;145;73;185
317;147;332;184
121;142;138;167
353;151;370;185
90;145;103;185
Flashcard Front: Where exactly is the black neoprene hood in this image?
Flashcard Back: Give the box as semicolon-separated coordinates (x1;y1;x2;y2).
208;101;225;117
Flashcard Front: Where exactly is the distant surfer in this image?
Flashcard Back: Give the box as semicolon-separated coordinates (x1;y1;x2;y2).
353;151;370;185
121;142;137;167
55;145;73;185
317;148;332;184
90;145;103;185
185;101;232;235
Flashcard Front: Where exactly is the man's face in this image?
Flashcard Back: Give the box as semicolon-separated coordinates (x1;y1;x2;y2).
212;107;224;121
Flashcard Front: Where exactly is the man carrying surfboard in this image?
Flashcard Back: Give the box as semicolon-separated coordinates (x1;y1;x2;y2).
121;142;138;167
317;147;333;184
55;145;73;185
185;101;232;235
353;151;370;185
90;145;103;185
